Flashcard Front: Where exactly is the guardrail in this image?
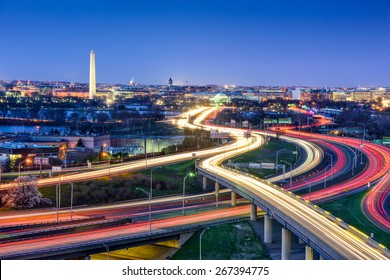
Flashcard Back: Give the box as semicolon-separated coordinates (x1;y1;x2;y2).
0;217;133;244
0;216;106;233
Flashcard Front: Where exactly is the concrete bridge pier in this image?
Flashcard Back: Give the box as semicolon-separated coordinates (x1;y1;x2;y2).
305;246;314;260
202;177;208;190
281;228;291;260
215;182;220;206
264;214;273;244
250;204;257;221
231;192;237;206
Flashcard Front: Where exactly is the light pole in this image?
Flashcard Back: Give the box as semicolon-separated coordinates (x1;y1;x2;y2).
323;165;328;188
351;150;357;176
57;177;73;221
182;172;195;215
324;152;333;180
276;149;286;172
152;139;155;158
18;158;32;178
199;228;209;260
281;160;292;188
302;177;312;201
150;165;161;220
231;157;243;171
136;187;152;234
102;242;110;260
294;144;298;162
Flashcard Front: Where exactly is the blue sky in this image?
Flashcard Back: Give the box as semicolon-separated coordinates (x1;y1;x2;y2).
0;0;389;87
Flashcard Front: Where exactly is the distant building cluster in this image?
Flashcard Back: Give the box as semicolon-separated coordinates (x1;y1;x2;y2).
0;49;388;108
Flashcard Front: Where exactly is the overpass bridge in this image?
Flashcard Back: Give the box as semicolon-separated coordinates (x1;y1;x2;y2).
196;141;390;260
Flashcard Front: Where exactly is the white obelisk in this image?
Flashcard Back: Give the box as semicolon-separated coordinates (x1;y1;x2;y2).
89;50;96;99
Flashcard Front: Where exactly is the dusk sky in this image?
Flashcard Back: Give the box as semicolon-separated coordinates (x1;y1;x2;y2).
0;0;389;87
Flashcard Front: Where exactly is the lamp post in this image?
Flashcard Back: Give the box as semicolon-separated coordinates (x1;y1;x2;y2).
324;166;328;188
302;177;312;201
281;160;292;188
199;228;209;260
150;166;161;220
18;158;32;178
276;149;286;172
136;187;152;234
324;152;333;180
231;157;243;171
57;177;74;221
182;172;195;215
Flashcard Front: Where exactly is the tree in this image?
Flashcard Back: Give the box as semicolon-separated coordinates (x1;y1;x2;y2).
95;112;110;123
1;176;52;209
76;138;84;147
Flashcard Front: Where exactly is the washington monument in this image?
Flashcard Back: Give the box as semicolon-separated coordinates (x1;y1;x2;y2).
89;49;96;99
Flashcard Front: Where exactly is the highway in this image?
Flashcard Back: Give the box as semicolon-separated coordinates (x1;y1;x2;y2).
0;108;259;190
192;107;389;259
0;106;388;260
0;205;252;259
197;134;389;259
207;107;390;231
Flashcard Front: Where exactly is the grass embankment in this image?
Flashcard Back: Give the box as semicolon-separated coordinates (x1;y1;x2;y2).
319;190;390;248
225;139;299;178
171;221;271;260
40;160;200;207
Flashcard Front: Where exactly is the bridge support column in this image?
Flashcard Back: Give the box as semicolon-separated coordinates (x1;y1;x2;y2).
231;192;237;206
250;204;257;221
305;246;314;260
215;182;220;207
202;177;207;190
281;228;291;260
215;182;220;196
264;214;273;244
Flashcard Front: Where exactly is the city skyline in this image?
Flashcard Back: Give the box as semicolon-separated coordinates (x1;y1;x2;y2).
0;0;389;87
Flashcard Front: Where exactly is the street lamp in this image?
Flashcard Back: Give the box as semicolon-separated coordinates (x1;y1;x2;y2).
324;166;328;188
324;152;333;180
56;176;74;221
136;187;152;234
57;177;73;221
150;165;161;219
199;228;209;260
275;149;286;172
182;172;195;215
231;157;243;171
102;152;111;165
18;158;32;178
281;160;292;188
302;177;312;201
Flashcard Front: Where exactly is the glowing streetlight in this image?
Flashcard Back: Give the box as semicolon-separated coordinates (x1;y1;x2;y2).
18;158;32;178
281;160;292;188
182;172;195;215
136;187;152;234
